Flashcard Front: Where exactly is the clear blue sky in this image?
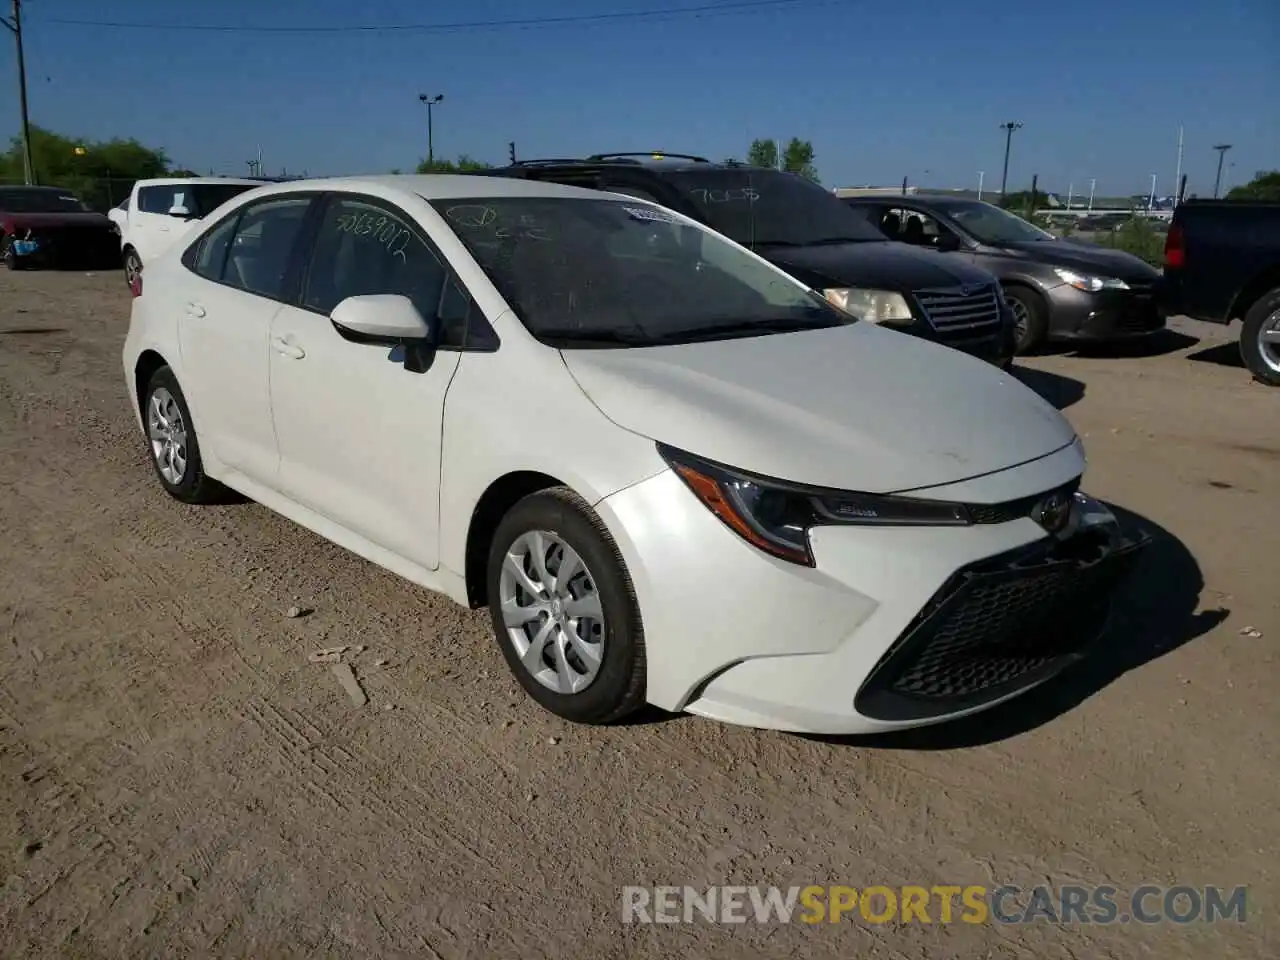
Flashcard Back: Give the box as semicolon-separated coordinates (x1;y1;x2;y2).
9;0;1278;195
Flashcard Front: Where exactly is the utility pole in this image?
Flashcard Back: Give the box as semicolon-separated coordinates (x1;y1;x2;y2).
977;170;984;201
1087;177;1096;213
2;0;34;184
1148;173;1157;211
1212;143;1232;198
999;121;1023;201
419;93;443;167
1173;124;1184;207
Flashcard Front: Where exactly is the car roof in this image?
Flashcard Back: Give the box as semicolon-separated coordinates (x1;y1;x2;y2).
847;194;984;210
247;173;616;202
134;177;263;188
0;185;73;193
499;156;776;176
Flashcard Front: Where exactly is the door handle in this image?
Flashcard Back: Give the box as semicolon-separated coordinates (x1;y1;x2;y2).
184;302;206;318
271;336;306;360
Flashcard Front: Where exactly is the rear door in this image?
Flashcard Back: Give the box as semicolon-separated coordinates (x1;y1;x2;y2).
267;191;473;568
131;184;185;264
176;193;318;485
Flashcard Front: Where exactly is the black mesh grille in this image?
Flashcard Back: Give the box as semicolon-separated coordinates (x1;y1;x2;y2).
966;477;1080;525
854;529;1146;721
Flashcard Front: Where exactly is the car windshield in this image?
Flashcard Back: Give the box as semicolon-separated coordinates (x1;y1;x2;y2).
432;196;853;348
189;183;258;216
666;169;886;247
0;188;90;213
943;201;1055;243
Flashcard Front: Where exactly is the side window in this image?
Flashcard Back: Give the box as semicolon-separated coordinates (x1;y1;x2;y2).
876;206;905;239
304;195;495;350
191;212;240;281
897;207;944;246
138;186;177;214
221;197;312;299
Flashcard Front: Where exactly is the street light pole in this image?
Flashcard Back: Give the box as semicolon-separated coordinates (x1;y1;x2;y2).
1088;178;1097;213
999;121;1023;201
2;0;34;184
419;93;443;167
977;170;984;201
1212;143;1232;198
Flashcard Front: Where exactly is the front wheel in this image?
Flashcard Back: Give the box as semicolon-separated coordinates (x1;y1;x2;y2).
486;487;646;724
2;235;23;270
1240;286;1280;387
1006;286;1049;355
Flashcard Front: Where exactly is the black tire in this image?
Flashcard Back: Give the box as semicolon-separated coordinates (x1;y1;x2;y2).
486;487;646;725
123;247;142;288
2;234;23;271
1239;286;1280;387
141;366;231;504
1006;285;1049;355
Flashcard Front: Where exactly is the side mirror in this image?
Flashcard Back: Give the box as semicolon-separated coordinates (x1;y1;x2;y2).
331;294;436;373
934;231;963;251
168;205;192;218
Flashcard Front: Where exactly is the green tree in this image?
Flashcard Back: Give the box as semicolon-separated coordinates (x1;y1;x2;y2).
0;125;170;210
781;137;819;182
1226;170;1280;201
416;154;490;174
746;138;778;169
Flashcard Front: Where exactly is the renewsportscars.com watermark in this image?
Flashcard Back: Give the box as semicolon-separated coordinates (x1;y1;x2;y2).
622;884;1248;926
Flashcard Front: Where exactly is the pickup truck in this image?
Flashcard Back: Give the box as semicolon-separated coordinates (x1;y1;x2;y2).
1161;200;1280;385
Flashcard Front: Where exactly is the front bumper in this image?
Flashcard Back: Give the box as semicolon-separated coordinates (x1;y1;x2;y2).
9;228;120;269
1046;283;1166;341
596;460;1147;735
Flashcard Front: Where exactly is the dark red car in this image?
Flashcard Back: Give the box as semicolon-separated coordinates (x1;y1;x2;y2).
0;185;120;270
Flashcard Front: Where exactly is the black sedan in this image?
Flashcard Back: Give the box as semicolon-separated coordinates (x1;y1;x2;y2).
845;195;1164;354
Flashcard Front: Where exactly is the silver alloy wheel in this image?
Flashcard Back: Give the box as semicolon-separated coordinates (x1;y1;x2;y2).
498;530;606;694
1259;308;1280;375
124;251;141;286
147;387;188;485
1008;296;1031;343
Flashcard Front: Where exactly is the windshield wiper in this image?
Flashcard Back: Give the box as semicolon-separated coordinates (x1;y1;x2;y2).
805;236;873;245
535;327;651;348
650;317;836;344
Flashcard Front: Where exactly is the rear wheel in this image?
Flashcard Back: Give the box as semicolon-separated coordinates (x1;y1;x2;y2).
142;366;231;504
486;487;646;724
123;247;142;289
1006;286;1049;354
1240;286;1280;387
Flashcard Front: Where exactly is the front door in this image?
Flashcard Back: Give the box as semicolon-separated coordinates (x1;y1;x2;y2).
268;193;464;569
176;193;315;484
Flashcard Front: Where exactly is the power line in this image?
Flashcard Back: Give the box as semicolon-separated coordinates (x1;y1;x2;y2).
39;0;842;35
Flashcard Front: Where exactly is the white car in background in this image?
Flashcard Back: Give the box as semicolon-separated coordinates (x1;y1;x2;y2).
120;177;262;290
122;174;1146;735
107;195;130;235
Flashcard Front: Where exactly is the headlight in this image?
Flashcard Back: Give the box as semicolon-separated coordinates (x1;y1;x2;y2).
659;444;971;566
823;287;914;326
1053;267;1128;292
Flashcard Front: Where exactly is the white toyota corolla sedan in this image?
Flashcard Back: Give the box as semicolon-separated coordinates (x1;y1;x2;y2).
122;174;1146;734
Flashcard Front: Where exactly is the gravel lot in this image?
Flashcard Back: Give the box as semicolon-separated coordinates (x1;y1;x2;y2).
1;270;1275;959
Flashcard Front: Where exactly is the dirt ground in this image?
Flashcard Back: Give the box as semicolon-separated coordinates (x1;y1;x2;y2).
0;269;1275;959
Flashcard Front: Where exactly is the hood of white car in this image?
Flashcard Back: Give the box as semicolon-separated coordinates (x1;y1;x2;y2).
561;323;1077;494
